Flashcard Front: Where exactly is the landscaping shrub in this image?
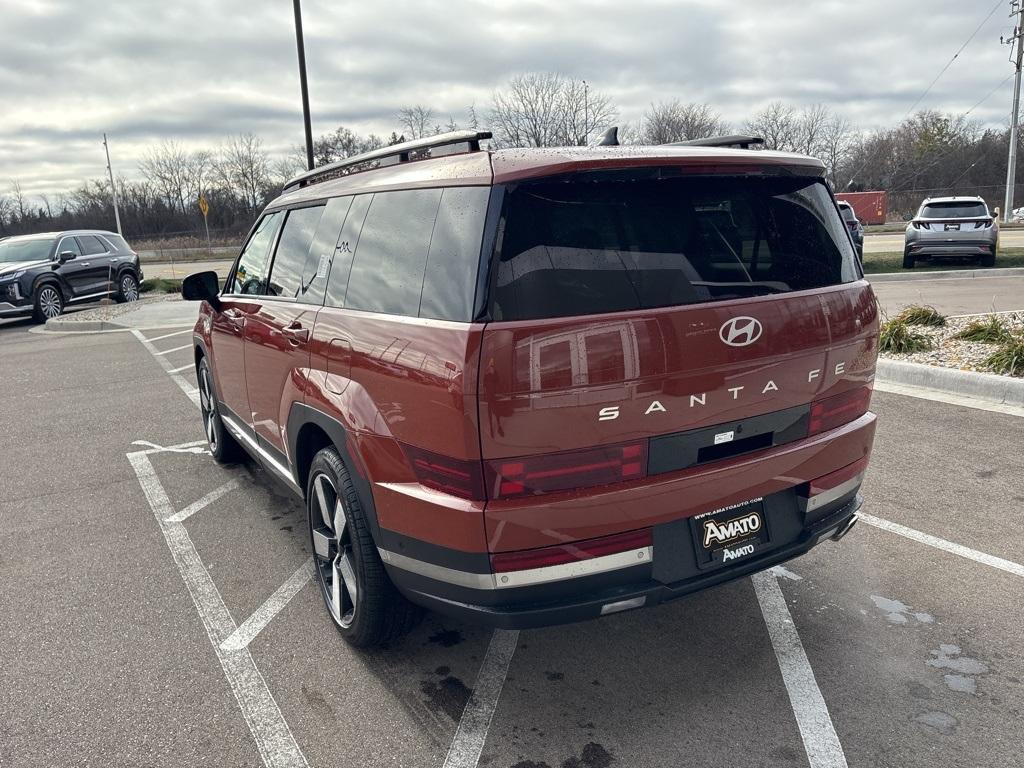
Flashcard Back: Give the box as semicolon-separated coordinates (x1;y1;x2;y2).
985;334;1024;377
879;317;932;354
895;305;946;327
954;315;1011;343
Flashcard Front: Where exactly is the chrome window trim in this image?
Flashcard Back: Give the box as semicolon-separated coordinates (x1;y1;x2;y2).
378;544;653;591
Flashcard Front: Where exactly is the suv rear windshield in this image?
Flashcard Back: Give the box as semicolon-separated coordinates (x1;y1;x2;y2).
491;174;859;321
920;201;988;218
838;204;857;221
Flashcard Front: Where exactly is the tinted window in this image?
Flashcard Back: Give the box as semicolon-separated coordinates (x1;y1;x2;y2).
104;234;131;252
0;238;56;263
324;195;371;308
921;201;988;218
56;237;82;258
78;235;107;255
419;187;489;321
344;189;442;315
227;212;283;295
492;175;859;321
838;205;856;222
267;206;325;299
301;196;352;306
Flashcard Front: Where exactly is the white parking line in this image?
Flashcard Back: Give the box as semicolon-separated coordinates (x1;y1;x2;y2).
442;629;520;768
131;329;200;408
168;363;195;374
147;328;193;342
860;513;1024;578
167;479;241;524
155;343;192;356
221;559;314;652
752;570;848;768
128;448;309;768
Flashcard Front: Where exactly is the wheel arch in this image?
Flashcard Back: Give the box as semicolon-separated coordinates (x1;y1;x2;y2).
287;403;383;543
31;273;65;300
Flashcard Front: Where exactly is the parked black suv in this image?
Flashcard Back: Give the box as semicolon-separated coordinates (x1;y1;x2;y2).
0;231;143;322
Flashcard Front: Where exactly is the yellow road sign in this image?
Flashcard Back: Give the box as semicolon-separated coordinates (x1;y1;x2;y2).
198;195;209;217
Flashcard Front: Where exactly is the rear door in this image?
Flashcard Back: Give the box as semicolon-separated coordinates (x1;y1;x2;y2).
243;203;333;458
478;171;876;476
74;235;117;296
214;212;284;427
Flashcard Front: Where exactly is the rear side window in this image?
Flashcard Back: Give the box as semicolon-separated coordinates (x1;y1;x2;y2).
267;205;325;300
227;212;283;295
491;175;859;321
419;187;489;321
324;195;371;309
77;235;107;255
838;205;856;222
344;189;443;316
301;196;353;306
920;201;988;218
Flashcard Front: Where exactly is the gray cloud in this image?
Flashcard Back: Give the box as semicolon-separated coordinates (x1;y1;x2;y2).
0;0;1018;198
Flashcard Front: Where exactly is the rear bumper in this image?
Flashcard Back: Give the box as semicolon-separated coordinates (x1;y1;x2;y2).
386;490;863;630
907;238;996;257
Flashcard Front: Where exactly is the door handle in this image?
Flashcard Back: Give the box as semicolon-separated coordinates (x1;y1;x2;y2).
283;322;309;344
222;308;243;321
81;262;91;267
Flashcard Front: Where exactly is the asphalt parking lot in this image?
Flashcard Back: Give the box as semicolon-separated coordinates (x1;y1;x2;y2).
2;318;1023;768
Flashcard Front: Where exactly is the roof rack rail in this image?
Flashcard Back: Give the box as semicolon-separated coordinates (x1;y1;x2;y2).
669;134;765;150
283;130;492;192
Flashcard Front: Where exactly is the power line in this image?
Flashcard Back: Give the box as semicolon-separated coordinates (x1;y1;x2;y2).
901;0;1005;121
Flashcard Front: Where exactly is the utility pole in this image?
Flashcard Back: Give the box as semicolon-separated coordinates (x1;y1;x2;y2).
102;133;123;235
1003;0;1024;223
293;0;315;171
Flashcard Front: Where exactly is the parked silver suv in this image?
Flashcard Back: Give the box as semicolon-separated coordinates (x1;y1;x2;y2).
903;196;998;269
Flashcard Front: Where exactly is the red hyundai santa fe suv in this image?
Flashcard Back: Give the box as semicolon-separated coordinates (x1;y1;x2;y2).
183;130;878;647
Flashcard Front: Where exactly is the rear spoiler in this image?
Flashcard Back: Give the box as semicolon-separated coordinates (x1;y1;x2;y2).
669;135;765;150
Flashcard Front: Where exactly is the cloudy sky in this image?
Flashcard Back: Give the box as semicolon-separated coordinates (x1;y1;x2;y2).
0;0;1018;198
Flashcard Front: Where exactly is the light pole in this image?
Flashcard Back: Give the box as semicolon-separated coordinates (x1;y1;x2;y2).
583;79;589;146
293;0;314;171
102;133;123;235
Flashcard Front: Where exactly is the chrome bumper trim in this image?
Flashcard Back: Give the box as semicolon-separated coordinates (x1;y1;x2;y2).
379;545;653;591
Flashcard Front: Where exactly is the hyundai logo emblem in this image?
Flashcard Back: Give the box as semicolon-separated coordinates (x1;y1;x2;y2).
719;316;763;347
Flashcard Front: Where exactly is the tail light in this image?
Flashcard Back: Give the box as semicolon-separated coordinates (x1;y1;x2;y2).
486;440;648;500
975;219;993;229
402;444;485;500
491;528;652;573
808;386;872;436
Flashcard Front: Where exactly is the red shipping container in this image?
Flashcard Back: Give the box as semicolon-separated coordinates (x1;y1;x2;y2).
835;191;888;225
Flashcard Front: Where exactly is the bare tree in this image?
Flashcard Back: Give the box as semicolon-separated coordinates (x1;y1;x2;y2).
214;133;270;213
819;115;857;188
139;140;211;214
793;103;832;157
398;105;437;140
638;100;728;144
10;180;28;223
744;102;799;151
489;72;617;148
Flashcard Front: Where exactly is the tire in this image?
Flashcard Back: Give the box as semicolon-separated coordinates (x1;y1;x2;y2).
32;283;64;323
116;272;140;303
980;250;996;268
307;446;422;647
902;247;915;269
197;357;242;463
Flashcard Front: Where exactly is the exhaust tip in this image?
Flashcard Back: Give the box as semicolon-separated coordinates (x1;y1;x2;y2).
831;514;859;542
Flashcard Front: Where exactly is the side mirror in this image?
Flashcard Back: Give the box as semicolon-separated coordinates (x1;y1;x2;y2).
182;270;221;309
58;251;77;263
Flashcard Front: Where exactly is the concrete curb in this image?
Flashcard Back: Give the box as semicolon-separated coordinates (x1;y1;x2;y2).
876;358;1024;407
43;317;132;332
867;267;1024;283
